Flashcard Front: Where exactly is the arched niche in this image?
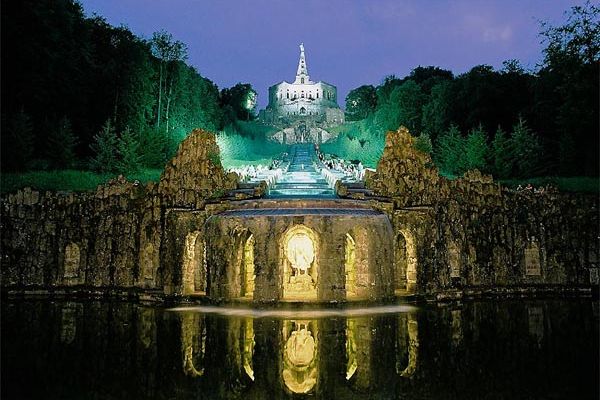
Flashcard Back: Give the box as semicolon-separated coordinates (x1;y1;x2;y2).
140;242;156;282
281;320;318;394
64;242;80;281
395;230;418;294
448;240;461;278
281;225;319;300
241;235;255;298
345;227;370;299
345;233;357;299
229;228;256;298
183;231;206;295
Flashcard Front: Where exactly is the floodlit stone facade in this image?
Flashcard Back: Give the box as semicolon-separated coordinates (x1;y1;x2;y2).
259;44;344;143
1;127;598;303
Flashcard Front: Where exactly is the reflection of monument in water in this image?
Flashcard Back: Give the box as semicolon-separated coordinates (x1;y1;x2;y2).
259;43;345;144
178;311;419;396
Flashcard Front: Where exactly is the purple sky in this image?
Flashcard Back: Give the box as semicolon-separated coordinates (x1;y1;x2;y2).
80;0;579;108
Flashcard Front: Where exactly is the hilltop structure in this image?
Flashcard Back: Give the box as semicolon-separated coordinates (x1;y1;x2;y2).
259;44;344;144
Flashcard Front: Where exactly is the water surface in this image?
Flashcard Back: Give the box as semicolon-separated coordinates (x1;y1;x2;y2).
2;299;598;399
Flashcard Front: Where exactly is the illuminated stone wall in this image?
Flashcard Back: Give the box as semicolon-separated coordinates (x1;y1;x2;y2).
204;205;395;302
365;127;599;296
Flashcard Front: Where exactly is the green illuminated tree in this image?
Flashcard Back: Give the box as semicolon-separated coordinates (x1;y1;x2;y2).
435;124;465;175
463;125;489;173
90;119;118;173
414;132;433;154
220;83;258;126
511;118;542;177
345;85;377;121
117;127;142;174
151;30;188;130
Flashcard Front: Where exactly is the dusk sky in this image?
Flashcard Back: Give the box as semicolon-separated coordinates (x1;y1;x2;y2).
80;0;580;108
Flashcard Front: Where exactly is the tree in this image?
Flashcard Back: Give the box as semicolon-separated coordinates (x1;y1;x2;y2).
435;124;465;175
151;30;188;130
90;119;118;173
375;80;426;133
421;80;454;141
538;1;599;175
491;127;514;179
46;116;78;169
345;85;377;121
511;118;542;177
463;125;489;173
2;110;34;171
220;83;258;125
414;132;433;154
139;126;167;168
117;127;142;174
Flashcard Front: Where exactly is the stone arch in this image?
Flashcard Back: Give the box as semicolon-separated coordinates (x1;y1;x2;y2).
281;225;319;300
64;242;80;280
241;234;255;298
229;227;255;298
300;107;306;115
346;226;370;298
183;231;206;295
345;233;357;299
140;242;156;282
395;229;417;293
448;240;461;278
524;238;542;276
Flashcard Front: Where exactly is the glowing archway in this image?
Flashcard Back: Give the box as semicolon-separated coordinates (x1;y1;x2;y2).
241;235;255;298
281;225;318;300
183;231;206;295
345;234;357;299
395;230;417;293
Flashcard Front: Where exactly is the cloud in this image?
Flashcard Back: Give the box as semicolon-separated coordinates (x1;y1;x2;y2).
463;14;513;43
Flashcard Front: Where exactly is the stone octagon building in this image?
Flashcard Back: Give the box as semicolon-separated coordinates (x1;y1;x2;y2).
259;44;344;144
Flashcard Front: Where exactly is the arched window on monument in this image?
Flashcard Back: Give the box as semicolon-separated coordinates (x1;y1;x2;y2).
301;78;304;84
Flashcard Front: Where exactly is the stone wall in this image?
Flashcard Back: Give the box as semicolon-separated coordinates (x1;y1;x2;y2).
1;130;233;296
367;127;599;297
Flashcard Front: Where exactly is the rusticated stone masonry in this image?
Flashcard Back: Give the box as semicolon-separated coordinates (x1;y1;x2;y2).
364;127;599;296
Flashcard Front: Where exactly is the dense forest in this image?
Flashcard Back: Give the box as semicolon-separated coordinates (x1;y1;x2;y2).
1;0;598;186
1;0;258;173
329;2;599;177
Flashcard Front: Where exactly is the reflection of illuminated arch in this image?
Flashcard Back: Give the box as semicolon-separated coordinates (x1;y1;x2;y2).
395;229;417;293
281;225;319;300
397;313;418;378
282;320;318;394
345;319;358;380
181;313;206;378
242;318;255;380
183;231;206;295
345;234;357;299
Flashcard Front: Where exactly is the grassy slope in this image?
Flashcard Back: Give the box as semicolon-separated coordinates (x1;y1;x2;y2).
1;169;162;193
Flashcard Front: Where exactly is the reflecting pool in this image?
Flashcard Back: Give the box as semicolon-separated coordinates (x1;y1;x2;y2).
2;299;598;399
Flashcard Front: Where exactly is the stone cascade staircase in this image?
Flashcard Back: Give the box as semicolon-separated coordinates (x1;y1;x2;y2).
267;144;335;198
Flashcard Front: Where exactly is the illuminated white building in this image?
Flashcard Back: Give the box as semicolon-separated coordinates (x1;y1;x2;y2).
260;44;344;143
